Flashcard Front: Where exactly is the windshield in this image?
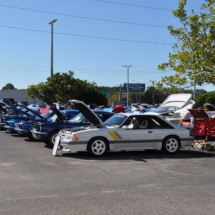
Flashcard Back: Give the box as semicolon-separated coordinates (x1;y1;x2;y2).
70;113;86;123
149;108;168;113
104;114;127;126
207;112;215;118
49;114;58;122
170;112;186;118
163;106;179;111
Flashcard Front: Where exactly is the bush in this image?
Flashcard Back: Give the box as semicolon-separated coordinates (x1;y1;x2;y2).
194;91;215;107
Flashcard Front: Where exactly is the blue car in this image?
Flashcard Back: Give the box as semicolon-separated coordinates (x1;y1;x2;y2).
4;108;55;133
11;110;54;135
0;104;39;130
14;109;79;140
30;95;115;147
31;110;114;147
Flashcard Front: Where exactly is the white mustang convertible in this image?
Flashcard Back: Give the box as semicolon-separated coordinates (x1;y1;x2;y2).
52;100;194;157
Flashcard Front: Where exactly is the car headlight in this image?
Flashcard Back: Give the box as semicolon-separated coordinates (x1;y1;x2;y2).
66;134;72;140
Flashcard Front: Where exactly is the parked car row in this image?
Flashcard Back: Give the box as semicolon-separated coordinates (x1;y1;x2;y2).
52;99;194;157
0;95;195;157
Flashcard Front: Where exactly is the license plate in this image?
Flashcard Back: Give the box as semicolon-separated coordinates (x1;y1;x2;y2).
52;135;60;156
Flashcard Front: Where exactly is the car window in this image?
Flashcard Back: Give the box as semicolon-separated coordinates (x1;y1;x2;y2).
67;112;78;119
70;113;85;122
150;116;174;129
101;113;113;122
207;112;215;118
104;114;127;126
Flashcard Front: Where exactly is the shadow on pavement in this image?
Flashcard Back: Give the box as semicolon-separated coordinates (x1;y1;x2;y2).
54;148;215;162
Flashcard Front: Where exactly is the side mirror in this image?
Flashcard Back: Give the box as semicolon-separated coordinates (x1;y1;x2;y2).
83;119;89;123
121;125;128;129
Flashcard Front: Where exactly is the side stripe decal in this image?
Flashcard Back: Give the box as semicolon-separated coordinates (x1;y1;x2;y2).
107;131;120;140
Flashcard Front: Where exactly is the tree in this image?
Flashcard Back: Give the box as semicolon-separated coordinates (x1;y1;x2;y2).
194;91;215;107
157;0;215;90
1;83;16;90
25;71;108;105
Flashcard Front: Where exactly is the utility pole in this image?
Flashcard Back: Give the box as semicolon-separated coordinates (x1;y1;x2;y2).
122;65;132;107
150;80;156;105
47;19;57;77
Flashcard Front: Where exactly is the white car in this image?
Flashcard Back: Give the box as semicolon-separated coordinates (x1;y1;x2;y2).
53;100;194;157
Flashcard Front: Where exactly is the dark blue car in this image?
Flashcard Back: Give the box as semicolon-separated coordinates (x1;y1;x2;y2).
30;95;114;147
0;104;39;130
31;110;114;147
14;109;79;140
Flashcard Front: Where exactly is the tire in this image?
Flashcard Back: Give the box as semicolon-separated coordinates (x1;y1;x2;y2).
162;136;180;154
27;131;41;141
87;138;108;157
47;130;60;147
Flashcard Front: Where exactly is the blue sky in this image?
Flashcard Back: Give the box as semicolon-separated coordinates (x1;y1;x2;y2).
0;0;214;92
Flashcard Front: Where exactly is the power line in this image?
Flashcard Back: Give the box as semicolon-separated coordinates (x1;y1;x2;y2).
93;0;176;11
93;0;200;13
0;25;173;45
0;3;169;28
0;62;175;74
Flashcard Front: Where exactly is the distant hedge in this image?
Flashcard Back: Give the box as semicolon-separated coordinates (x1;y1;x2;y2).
194;91;215;107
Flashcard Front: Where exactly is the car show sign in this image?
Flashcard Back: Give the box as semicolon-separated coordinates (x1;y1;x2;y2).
123;83;145;92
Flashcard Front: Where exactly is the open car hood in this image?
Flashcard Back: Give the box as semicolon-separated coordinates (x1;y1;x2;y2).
159;94;193;109
203;103;215;111
131;104;144;112
10;105;33;116
40;95;65;121
18;104;46;119
68;100;105;126
188;109;209;118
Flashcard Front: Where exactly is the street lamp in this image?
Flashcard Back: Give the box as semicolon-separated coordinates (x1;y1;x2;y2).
47;19;57;77
150;80;156;106
122;65;132;107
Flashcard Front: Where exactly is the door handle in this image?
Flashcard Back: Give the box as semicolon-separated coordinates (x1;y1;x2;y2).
148;131;153;133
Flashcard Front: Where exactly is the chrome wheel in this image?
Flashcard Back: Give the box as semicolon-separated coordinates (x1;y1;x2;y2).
162;136;180;154
88;138;108;156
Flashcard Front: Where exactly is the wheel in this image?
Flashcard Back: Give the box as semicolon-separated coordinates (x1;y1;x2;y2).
47;130;60;147
162;136;180;154
87;138;108;157
27;131;41;141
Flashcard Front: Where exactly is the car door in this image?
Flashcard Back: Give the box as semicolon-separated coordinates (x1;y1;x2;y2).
149;115;176;148
114;115;156;150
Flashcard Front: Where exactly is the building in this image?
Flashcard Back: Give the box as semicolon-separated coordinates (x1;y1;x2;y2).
0;89;42;105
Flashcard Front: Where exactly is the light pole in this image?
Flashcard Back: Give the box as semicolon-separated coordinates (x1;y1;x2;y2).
150;80;156;106
122;65;132;107
47;19;57;77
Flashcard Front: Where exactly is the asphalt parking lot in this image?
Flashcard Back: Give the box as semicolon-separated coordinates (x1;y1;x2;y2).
1;130;215;215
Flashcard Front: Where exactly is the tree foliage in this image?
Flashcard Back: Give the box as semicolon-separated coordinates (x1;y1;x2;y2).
26;71;108;105
1;83;16;90
157;0;215;91
194;91;215;107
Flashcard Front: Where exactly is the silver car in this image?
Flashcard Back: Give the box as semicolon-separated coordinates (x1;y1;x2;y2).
53;100;194;157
